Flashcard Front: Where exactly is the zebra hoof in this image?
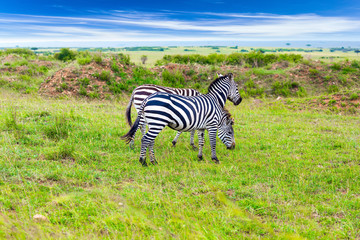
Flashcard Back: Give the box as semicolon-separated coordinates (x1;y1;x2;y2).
172;141;177;147
198;155;203;161
191;144;198;151
150;160;158;165
212;158;220;164
139;158;148;167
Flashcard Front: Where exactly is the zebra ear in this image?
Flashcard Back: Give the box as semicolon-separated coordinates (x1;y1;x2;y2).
230;118;235;125
217;72;223;78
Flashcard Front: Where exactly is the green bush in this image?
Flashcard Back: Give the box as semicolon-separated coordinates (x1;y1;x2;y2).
271;81;304;97
77;57;92;65
159;51;303;67
60;83;68;90
99;71;111;82
78;77;90;87
328;85;339;93
4;48;35;56
349;93;359;100
330;63;342;71
93;53;102;64
243;79;264;97
79;86;87;96
117;53;131;65
351;60;360;69
111;61;120;73
54;48;77;61
309;69;319;78
162;70;185;87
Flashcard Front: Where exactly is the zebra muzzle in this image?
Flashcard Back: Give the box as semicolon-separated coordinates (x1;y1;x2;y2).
227;142;235;150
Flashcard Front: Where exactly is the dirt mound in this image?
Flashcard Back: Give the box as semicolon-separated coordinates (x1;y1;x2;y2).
284;92;360;114
271;61;290;70
39;58;133;98
0;54;21;64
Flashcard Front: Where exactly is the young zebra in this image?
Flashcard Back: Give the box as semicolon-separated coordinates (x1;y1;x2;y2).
125;84;201;149
122;73;242;166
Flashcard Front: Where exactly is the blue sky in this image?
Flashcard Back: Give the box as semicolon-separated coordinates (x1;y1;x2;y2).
1;0;360;47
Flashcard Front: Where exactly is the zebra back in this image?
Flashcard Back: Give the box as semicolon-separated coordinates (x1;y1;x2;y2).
132;84;201;110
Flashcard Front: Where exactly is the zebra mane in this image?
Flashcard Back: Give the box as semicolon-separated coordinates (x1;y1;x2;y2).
208;73;233;93
223;108;232;119
222;107;234;125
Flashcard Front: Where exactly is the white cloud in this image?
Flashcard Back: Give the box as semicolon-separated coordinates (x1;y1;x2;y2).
0;11;359;46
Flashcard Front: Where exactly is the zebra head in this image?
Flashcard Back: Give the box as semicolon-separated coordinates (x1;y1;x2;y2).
218;109;235;150
226;73;242;106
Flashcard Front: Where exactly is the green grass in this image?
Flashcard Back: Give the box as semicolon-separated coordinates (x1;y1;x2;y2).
1;90;360;239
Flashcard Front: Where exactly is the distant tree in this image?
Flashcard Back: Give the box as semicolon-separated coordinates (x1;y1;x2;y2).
54;48;76;61
306;44;311;47
141;55;148;65
30;47;38;51
286;43;291;46
355;50;360;56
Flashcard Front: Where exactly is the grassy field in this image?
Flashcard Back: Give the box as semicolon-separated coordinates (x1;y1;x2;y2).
1;89;360;239
34;46;360;66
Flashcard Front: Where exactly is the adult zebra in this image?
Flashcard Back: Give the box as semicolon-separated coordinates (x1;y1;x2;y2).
125;84;201;149
122;73;242;166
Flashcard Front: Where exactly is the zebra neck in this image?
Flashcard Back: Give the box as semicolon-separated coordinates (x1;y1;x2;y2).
207;84;229;108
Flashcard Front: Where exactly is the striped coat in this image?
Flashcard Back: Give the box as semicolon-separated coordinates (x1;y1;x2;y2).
125;84;201;148
122;73;242;166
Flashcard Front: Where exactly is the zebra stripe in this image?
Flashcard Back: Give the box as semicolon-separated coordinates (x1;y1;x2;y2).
122;73;242;166
125;84;201;149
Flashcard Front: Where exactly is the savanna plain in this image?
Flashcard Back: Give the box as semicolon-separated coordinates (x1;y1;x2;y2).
1;46;360;239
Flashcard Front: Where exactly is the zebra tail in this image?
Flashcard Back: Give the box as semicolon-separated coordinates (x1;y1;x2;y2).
121;115;141;144
125;93;134;126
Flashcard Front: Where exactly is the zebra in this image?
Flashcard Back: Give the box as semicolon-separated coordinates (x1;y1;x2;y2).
122;73;242;166
125;84;201;149
125;73;225;149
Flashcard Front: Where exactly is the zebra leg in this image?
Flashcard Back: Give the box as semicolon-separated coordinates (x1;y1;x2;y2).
172;131;182;147
197;130;205;161
148;140;158;165
141;123;147;136
139;125;164;166
190;130;197;150
208;129;219;164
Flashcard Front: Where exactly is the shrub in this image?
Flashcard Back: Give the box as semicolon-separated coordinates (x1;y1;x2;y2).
243;79;264;97
54;48;77;61
330;63;342;71
271;81;303;97
349;93;359;100
351;60;360;69
60;83;68;90
111;61;120;73
77;57;92;65
160;51;302;67
79;86;87;96
328;85;339;93
309;68;319;78
5;48;35;56
328;99;336;106
78;77;90;87
93;53;102;64
118;53;131;65
162;70;185;87
99;71;111;82
342;67;357;74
